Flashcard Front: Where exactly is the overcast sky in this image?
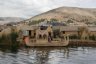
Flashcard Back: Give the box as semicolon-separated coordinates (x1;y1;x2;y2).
0;0;96;18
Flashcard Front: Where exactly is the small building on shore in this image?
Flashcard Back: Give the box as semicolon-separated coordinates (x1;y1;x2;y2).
60;26;79;36
60;26;96;40
88;26;96;36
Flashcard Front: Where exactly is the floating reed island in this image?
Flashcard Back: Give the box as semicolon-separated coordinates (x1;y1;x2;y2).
0;20;96;47
69;40;96;47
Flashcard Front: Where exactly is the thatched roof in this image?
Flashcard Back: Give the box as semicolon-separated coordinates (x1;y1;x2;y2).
21;25;38;30
88;26;96;32
60;26;79;31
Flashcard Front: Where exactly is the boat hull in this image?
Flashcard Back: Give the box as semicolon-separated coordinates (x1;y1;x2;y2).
25;40;69;47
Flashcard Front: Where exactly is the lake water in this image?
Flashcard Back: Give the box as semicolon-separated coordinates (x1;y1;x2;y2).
0;47;96;64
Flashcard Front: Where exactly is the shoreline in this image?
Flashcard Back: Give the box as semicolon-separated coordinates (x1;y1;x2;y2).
0;40;96;47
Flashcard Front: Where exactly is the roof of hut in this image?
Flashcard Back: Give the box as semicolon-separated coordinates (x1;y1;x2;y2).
21;25;38;31
88;26;96;32
60;26;79;32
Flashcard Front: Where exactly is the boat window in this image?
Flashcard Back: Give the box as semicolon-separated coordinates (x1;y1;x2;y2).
62;31;65;34
39;34;42;39
40;26;48;30
23;30;29;36
43;34;47;39
66;36;67;40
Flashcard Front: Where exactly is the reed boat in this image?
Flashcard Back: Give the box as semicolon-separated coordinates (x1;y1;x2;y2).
24;37;69;47
18;25;69;47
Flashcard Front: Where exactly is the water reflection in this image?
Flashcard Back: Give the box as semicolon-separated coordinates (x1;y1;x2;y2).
0;47;96;64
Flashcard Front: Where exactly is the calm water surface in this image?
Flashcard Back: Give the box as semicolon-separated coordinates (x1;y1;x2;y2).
0;47;96;64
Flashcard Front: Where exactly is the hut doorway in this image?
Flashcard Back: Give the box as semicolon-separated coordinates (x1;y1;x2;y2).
53;29;60;38
29;30;31;37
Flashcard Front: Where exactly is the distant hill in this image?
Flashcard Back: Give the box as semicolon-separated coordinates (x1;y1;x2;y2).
0;17;25;25
26;6;96;26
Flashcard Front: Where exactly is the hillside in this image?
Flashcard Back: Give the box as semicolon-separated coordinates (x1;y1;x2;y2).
0;17;25;25
27;6;96;26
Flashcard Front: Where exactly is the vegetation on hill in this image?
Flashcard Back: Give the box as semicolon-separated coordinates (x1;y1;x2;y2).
29;19;46;25
28;18;59;25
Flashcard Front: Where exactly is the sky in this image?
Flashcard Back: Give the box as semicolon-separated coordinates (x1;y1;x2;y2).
0;0;96;18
